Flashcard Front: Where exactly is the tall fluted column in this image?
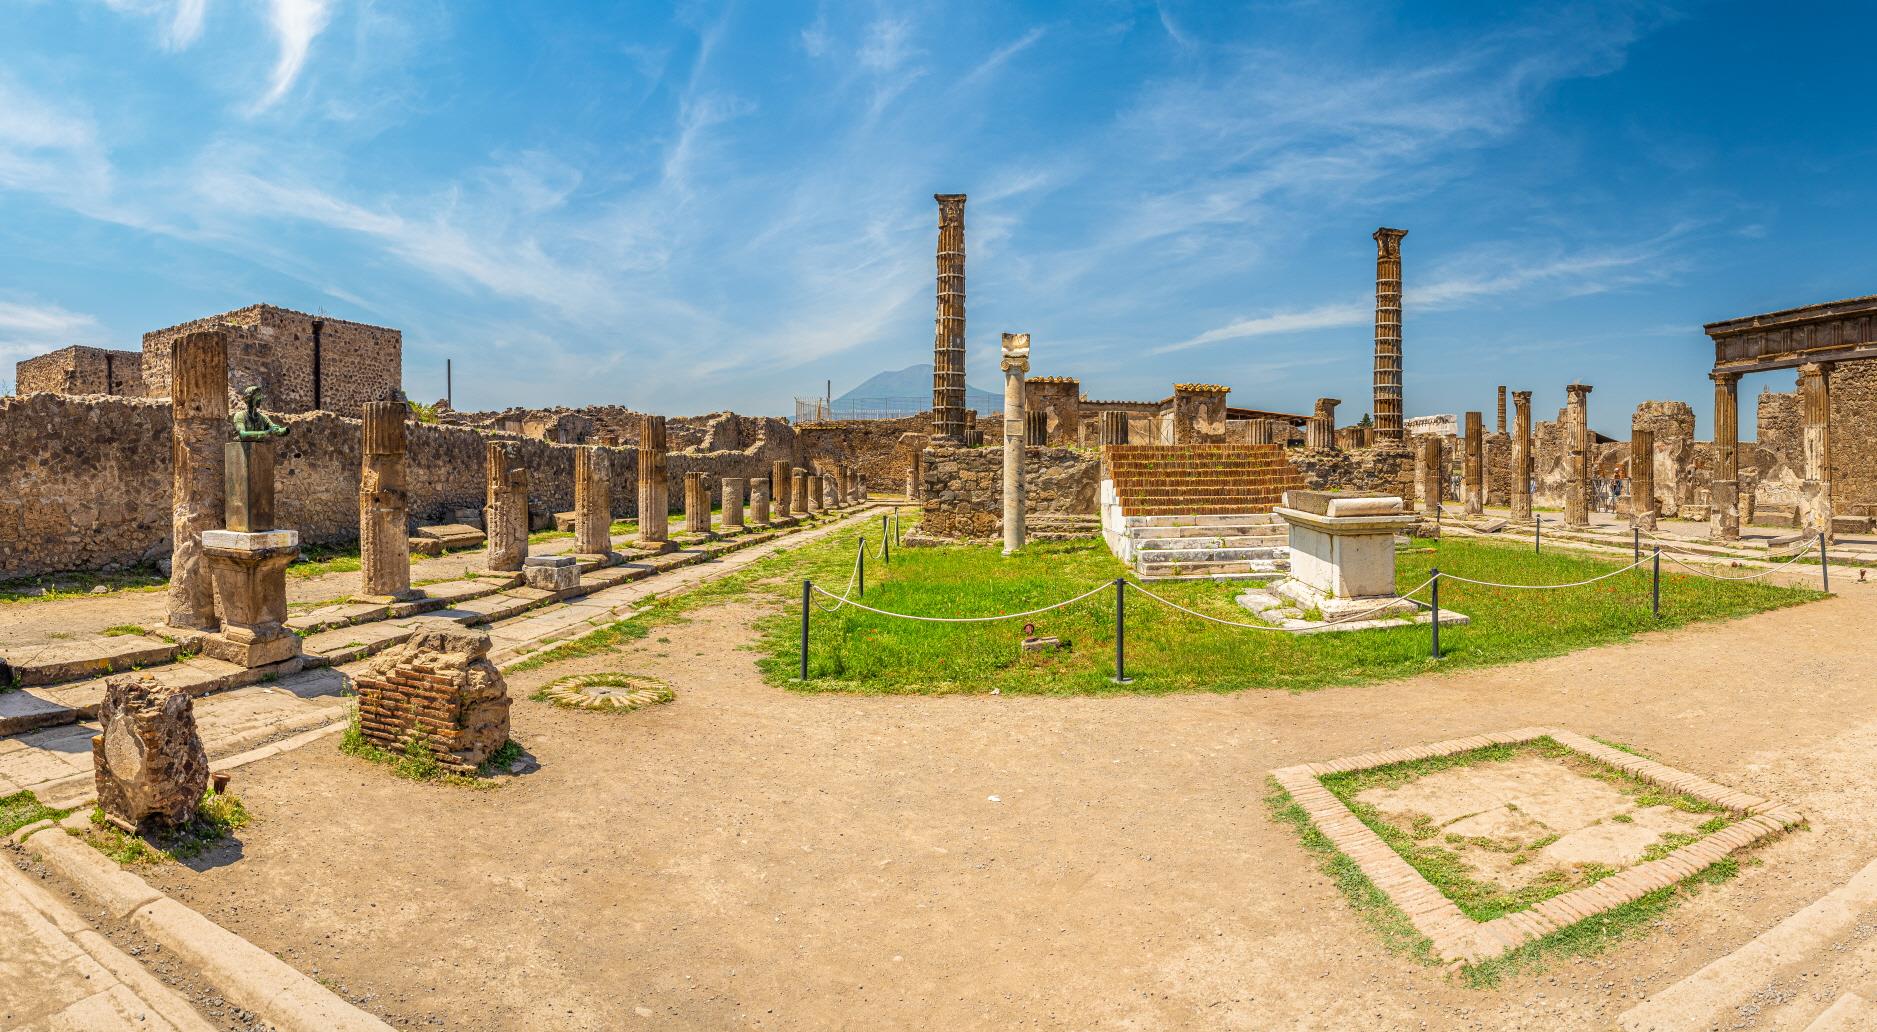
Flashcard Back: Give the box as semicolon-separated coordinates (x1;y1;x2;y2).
1799;362;1832;541
1711;373;1740;541
750;477;771;526
1372;227;1408;442
360;399;414;600
1631;426;1656;531
771;459;792;520
167;331;229;630
1564;384;1593;528
684;471;710;533
1464;411;1484;515
1512;390;1533;521
483;442;529;572
931;194;968;443
1001;332;1030;555
722;478;746;530
573;446;612;556
638;415;670;548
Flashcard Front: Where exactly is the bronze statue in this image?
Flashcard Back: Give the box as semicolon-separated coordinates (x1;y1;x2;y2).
231;386;290;442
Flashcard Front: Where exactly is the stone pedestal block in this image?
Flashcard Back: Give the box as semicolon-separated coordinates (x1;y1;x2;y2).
201;529;301;668
223;441;276;532
1272;491;1421;620
523;555;580;592
93;676;210;834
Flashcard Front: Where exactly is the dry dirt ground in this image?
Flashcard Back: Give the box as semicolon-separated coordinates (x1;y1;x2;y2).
132;580;1877;1031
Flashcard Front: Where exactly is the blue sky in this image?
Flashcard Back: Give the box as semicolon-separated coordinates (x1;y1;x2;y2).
2;1;1873;435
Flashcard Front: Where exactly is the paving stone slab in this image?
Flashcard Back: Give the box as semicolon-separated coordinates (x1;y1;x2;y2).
2;634;182;688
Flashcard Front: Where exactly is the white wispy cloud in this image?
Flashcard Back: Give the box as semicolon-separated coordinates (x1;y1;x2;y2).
961;26;1045;87
100;0;210;50
0;299;106;383
252;0;333;112
1154;227;1698;355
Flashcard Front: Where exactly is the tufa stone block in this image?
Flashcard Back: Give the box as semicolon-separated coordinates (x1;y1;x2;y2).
93;676;210;834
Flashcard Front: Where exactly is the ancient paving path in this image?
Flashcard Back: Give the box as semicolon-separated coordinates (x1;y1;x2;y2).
109;571;1877;1030
0;853;215;1031
0;506;888;810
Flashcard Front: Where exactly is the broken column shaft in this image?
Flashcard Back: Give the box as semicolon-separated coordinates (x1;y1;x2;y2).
638;415;670;548
167;331;229;631
360;399;414;600
574;445;612;556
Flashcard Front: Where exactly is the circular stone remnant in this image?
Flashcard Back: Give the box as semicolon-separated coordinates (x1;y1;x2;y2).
537;673;674;713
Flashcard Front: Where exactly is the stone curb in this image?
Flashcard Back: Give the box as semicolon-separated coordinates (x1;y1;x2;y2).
1274;726;1802;966
21;824;390;1031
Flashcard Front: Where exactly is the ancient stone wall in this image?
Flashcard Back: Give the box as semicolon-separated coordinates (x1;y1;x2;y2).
16;345;145;397
1634;401;1699;517
796;413;929;495
0;393;796;580
1285;445;1417;499
141;305;400;414
918;444;1099;540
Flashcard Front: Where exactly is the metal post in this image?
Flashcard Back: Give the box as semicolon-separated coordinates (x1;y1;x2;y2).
1820;534;1830;593
1535;514;1541;554
799;580;811;680
1633;525;1641;564
1426;570;1441;660
858;538;866;598
1111;578;1132;684
445;358;452;409
1652;548;1661;620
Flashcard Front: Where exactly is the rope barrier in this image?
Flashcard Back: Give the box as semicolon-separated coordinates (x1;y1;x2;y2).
1437;554;1652;590
811;545;865;613
809;580;1115;623
1662;537;1818;581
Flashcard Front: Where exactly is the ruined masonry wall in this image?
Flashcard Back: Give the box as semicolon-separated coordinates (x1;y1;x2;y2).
141;305;400;415
918;445;1099;539
0;394;794;580
16;346;145;398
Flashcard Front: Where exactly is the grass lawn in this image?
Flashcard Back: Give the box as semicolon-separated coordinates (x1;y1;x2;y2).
743;523;1823;694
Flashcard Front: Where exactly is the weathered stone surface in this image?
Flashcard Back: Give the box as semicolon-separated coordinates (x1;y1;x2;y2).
93;676;209;834
522;555;579;591
360;398;414;599
1372;228;1408;442
573;445;612;556
167;331;228;631
684;471;711;533
917;444;1098;540
352;624;510;773
639;416;670;546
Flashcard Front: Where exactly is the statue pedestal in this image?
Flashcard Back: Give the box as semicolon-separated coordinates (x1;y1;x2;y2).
201;529;302;668
1272;492;1421;620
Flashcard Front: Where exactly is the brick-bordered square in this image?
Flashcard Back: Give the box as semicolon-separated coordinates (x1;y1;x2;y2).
1271;727;1802;965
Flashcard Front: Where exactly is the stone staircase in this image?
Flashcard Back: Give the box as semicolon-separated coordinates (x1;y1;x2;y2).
1098;443;1303;581
1116;513;1289;581
1619;857;1877;1032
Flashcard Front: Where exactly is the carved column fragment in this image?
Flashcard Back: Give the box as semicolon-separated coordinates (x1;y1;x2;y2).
483;443;529;572
167;332;229;631
792;468;810;515
574;446;612;556
772;459;792;520
931;194;968;442
1001;332;1030;555
1372;228;1408;443
1564;384;1593;529
1511;390;1533;521
360;399;414;599
1631;427;1657;531
638;416;670;547
722;478;746;530
1464;411;1484;515
750;477;771;526
1711;373;1740;541
684;471;710;533
1419;434;1443;514
1100;410;1129;446
1799;362;1832;540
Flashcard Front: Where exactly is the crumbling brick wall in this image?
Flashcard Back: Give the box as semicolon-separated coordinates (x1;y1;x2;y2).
141;305;400;414
16;346;144;397
1285;445;1417;499
797;413;931;494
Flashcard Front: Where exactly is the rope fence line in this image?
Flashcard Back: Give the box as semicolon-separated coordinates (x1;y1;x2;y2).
794;523;1832;682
